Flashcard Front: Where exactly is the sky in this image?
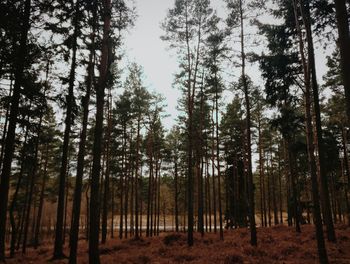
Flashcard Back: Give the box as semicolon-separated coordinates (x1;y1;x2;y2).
124;0;229;129
123;0;180;129
123;0;333;130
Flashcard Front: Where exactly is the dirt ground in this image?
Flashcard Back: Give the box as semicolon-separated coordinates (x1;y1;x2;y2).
5;224;350;263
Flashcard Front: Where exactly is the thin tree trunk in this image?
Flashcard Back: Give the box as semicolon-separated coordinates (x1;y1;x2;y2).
69;7;95;261
174;161;179;232
157;161;161;236
9;119;30;257
134;116;141;239
211;105;217;233
215;77;223;240
111;185;114;238
292;1;328;261
22;102;45;254
207;154;212;232
288;140;301;232
301;0;336;242
89;0;111;262
267;155;272;227
0;0;31;260
63;164;70;245
278;145;283;224
146;134;153;237
239;0;257;246
124;131;133;239
272;157;278;225
34;143;49;248
53;0;80;258
119;125;126;239
102;88;112;244
258;117;264;227
334;0;350;124
0;75;13;172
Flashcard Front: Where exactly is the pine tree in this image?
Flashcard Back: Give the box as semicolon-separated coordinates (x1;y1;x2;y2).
89;0;112;262
0;0;31;260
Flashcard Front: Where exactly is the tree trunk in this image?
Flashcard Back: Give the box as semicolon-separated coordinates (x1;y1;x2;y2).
134;116;141;239
0;0;31;260
22;104;44;254
102;89;112;244
258;117;265;227
301;0;336;242
89;0;111;262
239;0;257;246
334;0;350;124
157;161;161;236
215;78;223;240
278;146;283;224
119;125;126;239
68;8;95;261
53;0;80;258
292;1;328;262
9;118;30;257
34;143;49;248
146;134;153;237
174;161;179;232
211;105;217;233
0;76;13;172
271;156;278;225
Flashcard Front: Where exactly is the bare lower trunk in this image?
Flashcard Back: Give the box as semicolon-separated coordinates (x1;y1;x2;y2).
334;0;350;124
239;0;257;246
0;0;31;260
89;0;111;262
292;1;328;261
53;0;80;258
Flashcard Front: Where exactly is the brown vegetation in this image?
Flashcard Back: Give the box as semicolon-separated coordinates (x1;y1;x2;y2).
5;225;350;264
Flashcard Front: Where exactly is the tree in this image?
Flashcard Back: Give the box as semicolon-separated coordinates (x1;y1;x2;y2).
126;63;152;239
225;0;263;246
162;0;216;246
0;0;31;260
69;1;96;262
299;0;336;242
89;0;111;262
334;0;350;124
258;10;303;231
165;126;182;232
51;0;82;258
292;0;328;261
204;27;227;240
221;96;247;228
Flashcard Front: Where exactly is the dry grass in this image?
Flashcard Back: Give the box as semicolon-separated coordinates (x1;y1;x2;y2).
5;224;350;263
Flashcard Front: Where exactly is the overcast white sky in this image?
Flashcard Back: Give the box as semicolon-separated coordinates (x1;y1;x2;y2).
123;0;333;130
124;0;180;129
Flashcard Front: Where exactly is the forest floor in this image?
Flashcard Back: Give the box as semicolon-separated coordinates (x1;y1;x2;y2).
5;224;350;264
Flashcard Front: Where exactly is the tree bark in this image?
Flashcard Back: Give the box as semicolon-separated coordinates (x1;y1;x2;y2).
0;0;31;260
89;0;111;262
102;88;112;244
22;101;45;254
0;75;13;172
34;143;49;248
215;75;223;240
292;1;328;262
68;7;95;261
53;0;80;258
9;122;30;257
174;161;179;232
239;0;257;246
301;0;336;242
119;125;126;239
134;116;141;239
334;0;350;124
